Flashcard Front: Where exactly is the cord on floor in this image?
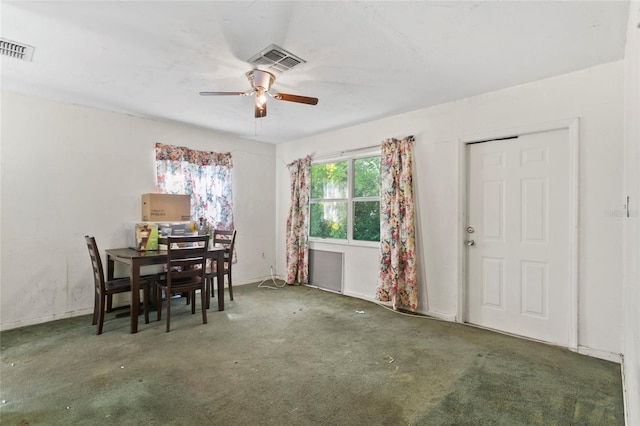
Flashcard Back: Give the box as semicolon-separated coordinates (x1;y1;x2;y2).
257;266;287;289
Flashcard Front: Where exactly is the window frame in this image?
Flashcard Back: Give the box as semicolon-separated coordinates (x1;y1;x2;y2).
309;149;381;247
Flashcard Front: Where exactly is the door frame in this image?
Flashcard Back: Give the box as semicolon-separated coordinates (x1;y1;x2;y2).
456;118;580;350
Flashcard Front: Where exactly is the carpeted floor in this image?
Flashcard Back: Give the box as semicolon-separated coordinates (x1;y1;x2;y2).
0;284;624;425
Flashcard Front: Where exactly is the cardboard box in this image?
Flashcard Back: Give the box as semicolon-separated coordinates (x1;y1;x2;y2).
132;223;159;251
157;221;194;238
141;193;191;222
157;222;196;250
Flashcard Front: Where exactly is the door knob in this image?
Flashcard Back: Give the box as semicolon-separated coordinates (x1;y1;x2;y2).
465;240;475;246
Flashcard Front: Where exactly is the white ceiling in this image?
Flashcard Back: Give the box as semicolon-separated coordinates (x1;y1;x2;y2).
0;1;630;144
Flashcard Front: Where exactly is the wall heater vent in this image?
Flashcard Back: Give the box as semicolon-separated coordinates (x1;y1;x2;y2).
308;249;343;293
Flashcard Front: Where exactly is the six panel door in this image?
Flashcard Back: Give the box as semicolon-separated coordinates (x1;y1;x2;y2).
466;129;572;346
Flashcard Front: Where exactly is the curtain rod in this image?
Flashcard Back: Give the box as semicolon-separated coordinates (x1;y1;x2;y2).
311;144;380;161
311;135;415;161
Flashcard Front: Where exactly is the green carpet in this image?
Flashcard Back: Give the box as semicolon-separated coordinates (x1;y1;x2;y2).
0;284;624;425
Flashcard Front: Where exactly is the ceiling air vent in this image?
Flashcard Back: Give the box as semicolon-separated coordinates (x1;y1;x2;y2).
0;38;34;61
248;44;305;73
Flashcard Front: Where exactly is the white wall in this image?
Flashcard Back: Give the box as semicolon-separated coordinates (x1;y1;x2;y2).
622;2;640;424
276;61;625;358
0;92;277;330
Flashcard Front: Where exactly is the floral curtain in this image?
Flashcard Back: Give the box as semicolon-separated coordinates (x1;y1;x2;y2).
375;136;418;311
155;143;234;230
285;156;311;284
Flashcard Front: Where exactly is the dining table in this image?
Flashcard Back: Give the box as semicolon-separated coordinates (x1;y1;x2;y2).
105;246;227;333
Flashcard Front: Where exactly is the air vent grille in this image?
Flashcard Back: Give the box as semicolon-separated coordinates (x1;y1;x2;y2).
0;38;34;61
248;44;304;73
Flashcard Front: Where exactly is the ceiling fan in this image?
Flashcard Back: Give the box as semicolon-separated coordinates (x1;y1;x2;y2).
199;69;318;118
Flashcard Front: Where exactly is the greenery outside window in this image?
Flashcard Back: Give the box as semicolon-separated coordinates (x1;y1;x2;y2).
310;155;380;242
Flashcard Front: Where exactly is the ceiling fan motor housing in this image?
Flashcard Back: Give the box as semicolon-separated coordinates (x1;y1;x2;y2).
247;69;275;91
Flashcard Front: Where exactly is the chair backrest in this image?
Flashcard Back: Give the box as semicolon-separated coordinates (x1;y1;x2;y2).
166;235;209;289
85;235;105;295
212;229;236;263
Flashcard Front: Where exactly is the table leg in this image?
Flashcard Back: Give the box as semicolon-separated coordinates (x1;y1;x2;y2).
107;256;115;281
130;260;140;333
106;256;115;313
217;252;224;311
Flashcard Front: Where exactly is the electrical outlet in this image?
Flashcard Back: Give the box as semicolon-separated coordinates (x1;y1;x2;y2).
261;252;265;259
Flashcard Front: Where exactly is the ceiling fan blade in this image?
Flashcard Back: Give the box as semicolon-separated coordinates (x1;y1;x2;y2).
255;103;267;118
272;93;319;105
199;91;249;96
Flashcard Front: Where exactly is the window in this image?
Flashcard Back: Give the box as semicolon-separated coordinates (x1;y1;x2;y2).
155;143;234;230
310;155;380;242
353;156;381;241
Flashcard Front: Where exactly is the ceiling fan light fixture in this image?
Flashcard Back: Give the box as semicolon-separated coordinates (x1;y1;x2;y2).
255;89;267;107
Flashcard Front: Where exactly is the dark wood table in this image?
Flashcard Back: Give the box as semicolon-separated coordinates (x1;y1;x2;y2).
105;247;227;333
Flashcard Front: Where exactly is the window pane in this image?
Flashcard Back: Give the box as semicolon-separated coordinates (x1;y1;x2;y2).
353;201;380;241
354;156;380;198
311;162;348;199
310;202;347;239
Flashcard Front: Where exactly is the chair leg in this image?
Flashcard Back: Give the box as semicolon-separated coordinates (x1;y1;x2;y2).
210;276;215;298
96;295;106;335
150;283;157;310
191;291;196;314
143;286;149;324
228;272;233;301
106;294;113;312
166;294;171;332
92;291;99;325
157;286;163;321
201;286;208;325
204;277;210;310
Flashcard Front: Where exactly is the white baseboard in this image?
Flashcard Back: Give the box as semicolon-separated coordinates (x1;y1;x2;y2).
343;290;376;303
575;346;623;363
0;307;94;332
341;292;456;322
621;357;629;426
423;309;457;322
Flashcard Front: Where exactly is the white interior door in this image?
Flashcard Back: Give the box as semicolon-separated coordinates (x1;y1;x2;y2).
466;129;572;346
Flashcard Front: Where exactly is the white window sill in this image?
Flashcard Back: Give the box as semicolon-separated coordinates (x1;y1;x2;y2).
309;238;380;249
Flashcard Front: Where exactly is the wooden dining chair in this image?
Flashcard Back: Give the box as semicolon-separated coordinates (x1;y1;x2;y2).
206;229;237;303
85;235;150;335
156;235;208;332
